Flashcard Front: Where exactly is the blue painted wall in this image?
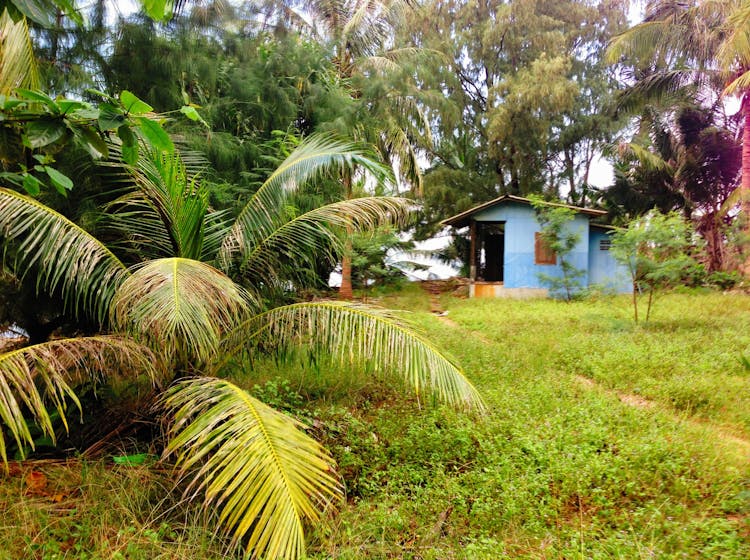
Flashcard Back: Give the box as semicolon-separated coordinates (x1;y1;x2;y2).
471;202;630;293
472;202;590;290
588;229;630;292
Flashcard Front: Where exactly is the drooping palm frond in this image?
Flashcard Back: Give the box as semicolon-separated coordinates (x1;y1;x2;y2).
226;196;410;289
0;10;39;94
0;335;157;465
221;302;486;411
162;377;341;560
110;258;253;366
0;188;128;322
615;141;675;174
217;135;392;270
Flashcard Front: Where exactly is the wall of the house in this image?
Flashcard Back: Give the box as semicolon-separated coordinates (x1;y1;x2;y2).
588;230;630;292
472;202;590;291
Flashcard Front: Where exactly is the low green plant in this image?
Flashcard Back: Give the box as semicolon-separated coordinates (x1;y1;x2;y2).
529;196;586;301
611;209;697;322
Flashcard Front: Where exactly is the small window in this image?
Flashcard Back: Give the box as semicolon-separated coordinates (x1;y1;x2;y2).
535;232;556;265
599;238;611;251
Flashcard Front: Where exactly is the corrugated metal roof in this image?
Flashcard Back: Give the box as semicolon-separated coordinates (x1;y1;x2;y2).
441;195;607;228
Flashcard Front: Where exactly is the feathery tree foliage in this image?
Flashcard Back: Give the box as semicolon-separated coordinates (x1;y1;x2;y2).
0;130;484;559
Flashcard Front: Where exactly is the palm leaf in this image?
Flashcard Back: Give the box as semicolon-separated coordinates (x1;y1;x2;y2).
0;187;128;322
162;377;341;560
221;302;486;411
0;335;157;465
0;10;39;94
225;196;410;289
110;258;253;366
106;151;211;260
217;134;392;270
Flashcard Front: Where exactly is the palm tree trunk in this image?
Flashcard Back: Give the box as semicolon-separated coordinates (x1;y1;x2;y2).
339;171;354;299
742;95;750;276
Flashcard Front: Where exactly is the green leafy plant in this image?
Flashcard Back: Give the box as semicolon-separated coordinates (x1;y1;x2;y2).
530;195;586;301
0;135;484;560
610;209;697;322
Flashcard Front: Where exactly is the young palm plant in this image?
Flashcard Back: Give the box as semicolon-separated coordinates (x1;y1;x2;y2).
0;134;484;559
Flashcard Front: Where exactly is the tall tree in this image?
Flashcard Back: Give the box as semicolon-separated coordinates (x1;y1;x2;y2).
399;0;627;236
607;0;750;271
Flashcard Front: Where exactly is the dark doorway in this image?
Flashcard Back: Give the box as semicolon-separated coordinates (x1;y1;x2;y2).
475;222;504;281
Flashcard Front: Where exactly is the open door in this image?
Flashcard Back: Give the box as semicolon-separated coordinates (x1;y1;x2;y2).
473;222;504;282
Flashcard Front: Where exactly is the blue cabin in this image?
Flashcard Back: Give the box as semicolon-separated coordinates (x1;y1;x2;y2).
442;195;629;298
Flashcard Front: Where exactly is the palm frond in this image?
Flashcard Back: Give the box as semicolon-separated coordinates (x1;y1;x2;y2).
0;335;157;465
106;151;210;260
217;135;392;270
723;69;750;97
0;10;39;94
0;188;128;322
221;302;486;411
162;377;341;560
110;258;253;366
226;196;410;288
616;141;675;174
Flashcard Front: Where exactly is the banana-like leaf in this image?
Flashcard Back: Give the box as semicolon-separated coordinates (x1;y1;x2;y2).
162;377;342;560
0;335;157;465
0;10;39;94
218;135;392;270
0;188;128;322
111;258;253;365
221;302;486;411
226;196;410;288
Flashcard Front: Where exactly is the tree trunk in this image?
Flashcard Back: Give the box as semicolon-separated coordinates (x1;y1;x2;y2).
339;171;354;299
741;95;750;275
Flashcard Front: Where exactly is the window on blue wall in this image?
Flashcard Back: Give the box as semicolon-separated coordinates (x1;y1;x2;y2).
535;233;556;265
599;239;612;251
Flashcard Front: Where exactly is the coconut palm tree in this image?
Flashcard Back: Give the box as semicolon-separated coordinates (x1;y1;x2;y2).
0;133;483;560
289;0;432;298
607;0;750;269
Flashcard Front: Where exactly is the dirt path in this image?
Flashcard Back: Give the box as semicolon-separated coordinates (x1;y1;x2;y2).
421;281;493;341
574;375;750;459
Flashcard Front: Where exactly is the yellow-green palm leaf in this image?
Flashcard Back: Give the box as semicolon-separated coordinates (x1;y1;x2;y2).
111;258;253;366
162;377;341;560
218;134;391;269
0;10;39;94
222;302;486;411
228;196;410;288
0;335;157;465
0;188;128;322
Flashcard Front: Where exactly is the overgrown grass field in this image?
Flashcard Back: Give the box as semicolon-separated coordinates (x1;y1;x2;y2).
2;287;749;558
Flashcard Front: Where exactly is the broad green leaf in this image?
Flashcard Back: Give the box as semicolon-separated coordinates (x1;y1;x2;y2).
135;116;173;152
14;88;58;112
7;0;53;27
23;119;66;148
57;100;87;115
141;0;170;21
22;173;40;196
77;127;108;159
85;88;114;102
118;124;138;165
44;166;73;193
98;103;125;131
179;105;202;122
120;90;153;115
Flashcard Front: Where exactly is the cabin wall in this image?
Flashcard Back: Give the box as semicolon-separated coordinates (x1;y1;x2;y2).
472;202;590;291
588;230;630;292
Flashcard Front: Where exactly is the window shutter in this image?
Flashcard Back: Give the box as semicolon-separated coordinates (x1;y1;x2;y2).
535;232;556;265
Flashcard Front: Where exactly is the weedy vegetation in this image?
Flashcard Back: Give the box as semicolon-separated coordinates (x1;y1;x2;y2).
4;286;749;559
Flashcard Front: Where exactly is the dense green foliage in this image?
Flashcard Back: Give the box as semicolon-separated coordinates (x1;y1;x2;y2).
2;288;748;558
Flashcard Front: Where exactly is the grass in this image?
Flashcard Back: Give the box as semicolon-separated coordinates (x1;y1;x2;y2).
2;285;749;558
